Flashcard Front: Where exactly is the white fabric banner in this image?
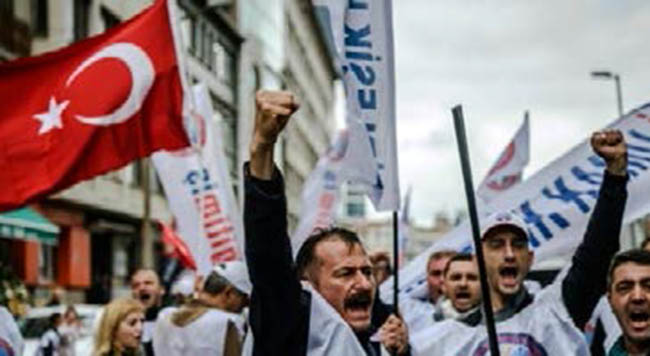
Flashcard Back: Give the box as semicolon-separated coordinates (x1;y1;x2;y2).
477;112;530;203
381;102;650;302
313;0;400;211
152;83;245;276
292;131;350;253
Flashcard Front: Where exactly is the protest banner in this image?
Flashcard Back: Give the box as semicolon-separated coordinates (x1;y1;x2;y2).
382;102;650;302
313;0;400;211
153;83;244;276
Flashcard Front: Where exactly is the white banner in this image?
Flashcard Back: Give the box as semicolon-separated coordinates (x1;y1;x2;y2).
152;83;244;276
292;131;350;253
477;112;530;203
313;0;400;211
381;103;650;302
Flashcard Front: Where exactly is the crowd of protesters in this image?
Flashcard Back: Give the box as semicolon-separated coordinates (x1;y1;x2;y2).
1;90;649;356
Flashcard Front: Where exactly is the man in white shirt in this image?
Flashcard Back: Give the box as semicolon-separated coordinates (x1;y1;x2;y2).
412;130;629;355
153;261;251;356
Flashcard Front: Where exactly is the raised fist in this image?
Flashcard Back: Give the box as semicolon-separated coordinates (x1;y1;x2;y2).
591;129;627;176
253;90;299;147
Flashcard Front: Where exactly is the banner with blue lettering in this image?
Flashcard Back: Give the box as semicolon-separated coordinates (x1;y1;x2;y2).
381;103;650;302
152;83;245;276
313;0;401;211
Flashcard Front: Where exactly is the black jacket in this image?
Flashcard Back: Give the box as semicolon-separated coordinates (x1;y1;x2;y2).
244;165;405;356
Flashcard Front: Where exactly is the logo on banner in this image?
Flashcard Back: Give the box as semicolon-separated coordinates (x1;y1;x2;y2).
473;333;547;356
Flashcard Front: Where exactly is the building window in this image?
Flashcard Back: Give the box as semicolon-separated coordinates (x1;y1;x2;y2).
101;6;120;30
74;0;90;41
38;244;57;283
31;0;48;37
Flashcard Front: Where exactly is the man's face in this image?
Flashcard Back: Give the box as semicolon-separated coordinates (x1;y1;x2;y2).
312;239;376;332
131;270;164;310
443;260;481;313
608;262;650;345
427;257;451;302
482;228;533;299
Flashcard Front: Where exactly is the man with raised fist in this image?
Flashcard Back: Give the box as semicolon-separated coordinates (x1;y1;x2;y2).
244;90;410;356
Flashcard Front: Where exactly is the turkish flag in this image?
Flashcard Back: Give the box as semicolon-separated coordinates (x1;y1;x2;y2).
0;0;189;211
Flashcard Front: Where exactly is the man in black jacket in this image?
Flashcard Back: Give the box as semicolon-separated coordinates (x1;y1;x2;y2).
245;90;409;356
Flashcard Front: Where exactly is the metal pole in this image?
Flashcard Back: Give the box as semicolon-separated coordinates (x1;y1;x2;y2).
452;105;501;356
140;158;154;268
392;211;399;313
614;74;623;117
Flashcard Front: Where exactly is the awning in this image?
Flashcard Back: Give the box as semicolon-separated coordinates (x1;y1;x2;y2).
0;207;60;245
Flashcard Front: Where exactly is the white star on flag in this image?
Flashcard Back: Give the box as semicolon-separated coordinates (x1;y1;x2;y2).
33;97;70;135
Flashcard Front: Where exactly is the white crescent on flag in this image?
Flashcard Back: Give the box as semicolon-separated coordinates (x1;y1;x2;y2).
66;42;155;126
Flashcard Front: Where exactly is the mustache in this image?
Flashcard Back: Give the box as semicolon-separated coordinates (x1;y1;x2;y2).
344;292;373;309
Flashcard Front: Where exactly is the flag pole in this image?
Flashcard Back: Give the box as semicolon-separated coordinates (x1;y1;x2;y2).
392;211;399;312
452;105;500;356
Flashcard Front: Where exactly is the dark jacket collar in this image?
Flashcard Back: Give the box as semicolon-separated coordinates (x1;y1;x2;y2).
461;287;534;326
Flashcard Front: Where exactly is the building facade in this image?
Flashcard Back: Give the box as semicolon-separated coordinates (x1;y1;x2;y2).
0;0;336;304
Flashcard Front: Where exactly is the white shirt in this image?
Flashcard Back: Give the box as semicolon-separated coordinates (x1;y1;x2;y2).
0;307;23;356
411;281;590;355
153;306;245;356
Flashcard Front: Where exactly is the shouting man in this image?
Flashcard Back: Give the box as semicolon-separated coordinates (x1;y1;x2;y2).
131;268;166;356
434;253;481;321
245;90;410;356
607;249;650;355
413;129;629;355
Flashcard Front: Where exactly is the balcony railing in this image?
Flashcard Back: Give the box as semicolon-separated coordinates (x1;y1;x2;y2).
0;14;31;58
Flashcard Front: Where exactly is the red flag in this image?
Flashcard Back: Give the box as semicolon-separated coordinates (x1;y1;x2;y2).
0;0;189;211
159;220;197;270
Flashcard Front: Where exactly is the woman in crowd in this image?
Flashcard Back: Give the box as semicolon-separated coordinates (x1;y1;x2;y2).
94;298;144;356
59;305;81;356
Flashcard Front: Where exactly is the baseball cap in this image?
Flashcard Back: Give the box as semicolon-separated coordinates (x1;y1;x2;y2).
480;211;529;240
212;261;252;296
171;271;195;297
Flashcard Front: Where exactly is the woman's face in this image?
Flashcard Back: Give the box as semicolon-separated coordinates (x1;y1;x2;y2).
115;311;144;350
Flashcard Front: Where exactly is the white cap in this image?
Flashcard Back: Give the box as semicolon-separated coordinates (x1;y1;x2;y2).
480;211;528;240
171;271;195;296
212;261;252;296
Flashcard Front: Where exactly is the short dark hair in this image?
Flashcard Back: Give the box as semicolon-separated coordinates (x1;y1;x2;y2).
295;227;365;283
607;249;650;290
130;268;161;284
444;253;474;276
641;237;650;251
49;312;62;328
427;250;457;271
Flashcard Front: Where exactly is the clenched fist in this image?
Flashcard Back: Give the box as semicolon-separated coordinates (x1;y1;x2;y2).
591;129;627;176
379;314;409;355
249;90;299;179
252;90;299;148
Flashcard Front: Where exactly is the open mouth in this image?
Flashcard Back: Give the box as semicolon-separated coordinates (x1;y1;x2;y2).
139;292;152;303
498;266;519;287
629;310;650;330
344;293;372;316
455;291;471;301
